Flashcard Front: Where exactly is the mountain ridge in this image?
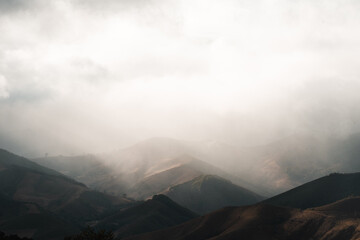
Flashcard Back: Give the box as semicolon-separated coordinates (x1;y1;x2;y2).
124;197;360;240
164;174;264;214
263;172;360;209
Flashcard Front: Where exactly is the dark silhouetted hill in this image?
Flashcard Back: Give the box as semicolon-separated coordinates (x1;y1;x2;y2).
95;195;197;238
263;172;360;209
33;155;127;196
124;197;360;240
0;149;133;239
164;175;264;214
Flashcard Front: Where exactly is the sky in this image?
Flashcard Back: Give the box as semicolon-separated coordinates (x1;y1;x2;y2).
1;0;360;156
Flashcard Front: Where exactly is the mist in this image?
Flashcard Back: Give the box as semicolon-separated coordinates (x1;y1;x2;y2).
1;0;360;157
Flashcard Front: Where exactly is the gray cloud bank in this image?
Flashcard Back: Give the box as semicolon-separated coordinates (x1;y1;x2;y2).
1;0;360;156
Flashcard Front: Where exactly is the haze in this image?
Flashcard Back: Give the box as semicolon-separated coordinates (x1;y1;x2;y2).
1;0;360;157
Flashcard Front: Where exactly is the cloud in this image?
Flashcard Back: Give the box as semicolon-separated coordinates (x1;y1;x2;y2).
0;0;35;13
0;75;9;98
1;0;360;156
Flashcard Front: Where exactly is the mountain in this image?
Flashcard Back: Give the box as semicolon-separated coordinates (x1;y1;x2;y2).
124;197;360;240
164;175;264;214
263;172;360;209
314;196;360;217
107;138;194;182
227;133;360;195
95;195;197;239
128;163;202;200
0;149;65;178
34;138;261;200
31;138;195;198
227;135;339;195
32;138;208;199
127;154;254;200
21;133;360;198
111;135;358;197
0;149;131;217
0;149;133;239
116;138;262;196
0;194;78;240
33;155;127;196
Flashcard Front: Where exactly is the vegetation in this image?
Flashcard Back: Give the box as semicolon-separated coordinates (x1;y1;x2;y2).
64;226;114;240
0;231;33;240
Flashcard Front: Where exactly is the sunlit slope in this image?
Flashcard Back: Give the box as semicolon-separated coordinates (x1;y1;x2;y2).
125;197;360;240
34;138;263;200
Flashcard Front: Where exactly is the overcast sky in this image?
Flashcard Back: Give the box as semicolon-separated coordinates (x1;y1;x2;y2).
1;0;360;156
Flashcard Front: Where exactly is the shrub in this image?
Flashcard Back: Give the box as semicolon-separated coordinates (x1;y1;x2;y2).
64;226;114;240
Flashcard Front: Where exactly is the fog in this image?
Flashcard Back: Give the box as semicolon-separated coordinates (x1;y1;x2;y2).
1;0;360;157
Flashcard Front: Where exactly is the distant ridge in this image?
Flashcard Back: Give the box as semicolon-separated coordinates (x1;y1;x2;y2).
263;172;360;209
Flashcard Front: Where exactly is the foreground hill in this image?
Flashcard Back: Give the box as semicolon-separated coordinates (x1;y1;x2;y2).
164;175;264;214
315;196;360;217
96;195;197;239
0;149;133;239
0;149;131;218
0;194;78;240
124;197;360;240
263;172;360;209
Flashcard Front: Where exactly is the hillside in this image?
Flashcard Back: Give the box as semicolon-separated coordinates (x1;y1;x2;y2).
164;175;263;214
0;149;133;239
95;195;197;238
0;194;79;240
127;154;257;200
107;138;194;183
224;133;360;195
129;164;202;199
124;197;360;240
0;149;65;178
263;172;360;209
35;138;263;200
33;155;127;196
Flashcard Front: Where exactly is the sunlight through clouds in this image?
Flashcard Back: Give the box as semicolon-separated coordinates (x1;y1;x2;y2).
1;0;360;155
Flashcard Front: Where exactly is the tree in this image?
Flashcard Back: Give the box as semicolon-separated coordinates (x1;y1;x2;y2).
0;231;33;240
64;226;114;240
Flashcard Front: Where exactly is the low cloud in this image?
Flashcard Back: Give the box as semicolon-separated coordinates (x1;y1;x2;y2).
1;0;360;156
0;75;9;99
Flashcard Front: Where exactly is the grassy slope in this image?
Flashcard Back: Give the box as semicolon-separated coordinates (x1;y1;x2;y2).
124;197;360;240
